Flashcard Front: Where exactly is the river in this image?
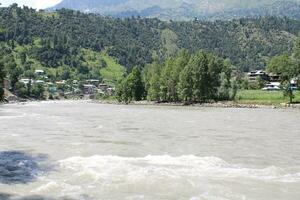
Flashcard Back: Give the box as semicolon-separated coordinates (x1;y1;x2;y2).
0;101;299;200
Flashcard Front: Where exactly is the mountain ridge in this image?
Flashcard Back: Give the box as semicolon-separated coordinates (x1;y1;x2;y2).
49;0;300;20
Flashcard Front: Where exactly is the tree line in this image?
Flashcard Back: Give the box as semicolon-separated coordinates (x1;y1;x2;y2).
116;50;237;103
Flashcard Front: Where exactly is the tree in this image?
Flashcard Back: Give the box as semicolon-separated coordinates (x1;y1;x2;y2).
31;84;45;100
256;76;266;89
144;62;161;101
207;54;224;100
116;77;131;104
116;67;145;103
294;32;300;61
218;72;231;100
163;50;190;102
127;66;145;101
178;63;193;102
218;59;232;100
267;54;298;103
230;78;238;100
15;82;27;98
19;51;27;65
6;59;23;91
191;51;210;102
159;59;173;101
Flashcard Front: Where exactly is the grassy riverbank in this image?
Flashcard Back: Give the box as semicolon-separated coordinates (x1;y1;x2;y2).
236;90;300;105
94;89;300;108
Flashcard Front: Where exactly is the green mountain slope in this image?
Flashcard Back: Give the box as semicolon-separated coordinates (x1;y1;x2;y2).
1;5;300;73
49;0;300;20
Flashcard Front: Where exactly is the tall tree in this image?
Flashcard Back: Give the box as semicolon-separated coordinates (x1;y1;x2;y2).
178;63;193;102
144;61;162;101
127;66;145;101
294;32;300;61
116;66;145;103
169;50;190;101
267;54;298;103
191;51;210;102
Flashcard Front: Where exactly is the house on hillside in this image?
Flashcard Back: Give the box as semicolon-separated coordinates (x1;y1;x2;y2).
20;78;31;85
35;80;45;85
107;87;115;96
247;70;269;82
86;79;100;86
98;83;108;91
83;84;97;95
34;70;45;76
268;73;281;82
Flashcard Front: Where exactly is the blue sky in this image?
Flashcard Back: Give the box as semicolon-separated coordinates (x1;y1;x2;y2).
1;0;62;9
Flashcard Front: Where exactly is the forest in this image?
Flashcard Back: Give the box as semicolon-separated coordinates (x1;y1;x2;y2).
1;5;300;71
116;50;237;103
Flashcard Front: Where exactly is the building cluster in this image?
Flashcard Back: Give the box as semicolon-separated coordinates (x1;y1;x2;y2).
4;69;115;98
247;70;298;91
82;79;115;96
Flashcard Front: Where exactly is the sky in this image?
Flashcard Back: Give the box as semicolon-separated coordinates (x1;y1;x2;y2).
0;0;62;9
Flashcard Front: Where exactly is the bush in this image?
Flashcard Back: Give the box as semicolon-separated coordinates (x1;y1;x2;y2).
15;82;27;98
31;84;45;100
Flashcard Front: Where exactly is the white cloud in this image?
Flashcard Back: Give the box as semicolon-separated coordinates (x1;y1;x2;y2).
1;0;62;9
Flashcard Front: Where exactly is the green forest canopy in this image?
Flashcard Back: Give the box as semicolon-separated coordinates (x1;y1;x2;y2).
1;4;300;73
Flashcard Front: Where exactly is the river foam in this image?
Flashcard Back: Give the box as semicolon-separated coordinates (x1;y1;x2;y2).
29;155;300;200
58;155;300;183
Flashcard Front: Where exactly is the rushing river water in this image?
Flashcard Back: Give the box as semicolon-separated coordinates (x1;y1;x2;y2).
0;101;300;200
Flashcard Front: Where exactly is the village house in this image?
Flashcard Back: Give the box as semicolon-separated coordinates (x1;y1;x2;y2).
83;84;97;95
247;70;269;82
98;83;108;91
86;79;100;86
107;87;115;96
20;78;31;85
268;73;281;82
34;69;45;76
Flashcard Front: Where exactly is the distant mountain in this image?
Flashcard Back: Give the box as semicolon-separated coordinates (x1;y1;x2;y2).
49;0;300;20
205;1;300;21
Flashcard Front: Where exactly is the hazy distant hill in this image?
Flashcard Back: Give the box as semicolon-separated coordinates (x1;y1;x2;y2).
49;0;300;20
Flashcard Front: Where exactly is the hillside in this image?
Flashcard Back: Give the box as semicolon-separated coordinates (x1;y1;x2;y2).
206;1;300;21
49;0;300;21
0;5;300;73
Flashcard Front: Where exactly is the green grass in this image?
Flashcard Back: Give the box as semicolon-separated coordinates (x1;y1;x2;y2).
236;90;300;105
81;49;126;85
99;53;126;85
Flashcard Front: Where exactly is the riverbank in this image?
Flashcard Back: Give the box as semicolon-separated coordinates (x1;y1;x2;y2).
236;90;300;105
92;99;300;109
2;92;300;109
2;97;300;110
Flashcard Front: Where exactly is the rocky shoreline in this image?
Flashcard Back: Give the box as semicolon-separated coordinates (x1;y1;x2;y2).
2;97;300;110
92;99;300;109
